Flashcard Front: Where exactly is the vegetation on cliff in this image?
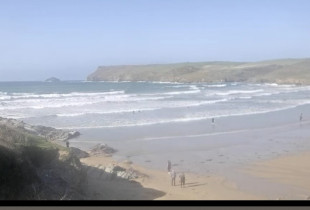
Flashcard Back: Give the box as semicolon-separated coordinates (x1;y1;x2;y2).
87;58;310;85
0;123;87;200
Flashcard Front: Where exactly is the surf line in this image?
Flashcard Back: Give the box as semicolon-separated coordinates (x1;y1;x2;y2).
136;120;310;142
137;129;251;141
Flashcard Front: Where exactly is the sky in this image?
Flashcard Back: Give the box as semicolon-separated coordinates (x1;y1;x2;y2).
0;0;310;81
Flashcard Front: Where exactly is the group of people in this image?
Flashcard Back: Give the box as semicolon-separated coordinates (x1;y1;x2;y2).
167;160;186;188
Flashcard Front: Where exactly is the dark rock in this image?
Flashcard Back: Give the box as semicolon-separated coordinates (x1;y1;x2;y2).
0;117;80;142
69;147;89;159
68;131;80;139
89;143;117;156
103;165;141;180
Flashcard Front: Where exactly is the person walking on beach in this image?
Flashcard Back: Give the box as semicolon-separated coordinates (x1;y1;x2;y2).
300;113;303;122
212;118;215;124
167;160;171;172
180;173;186;188
66;140;70;148
171;170;176;186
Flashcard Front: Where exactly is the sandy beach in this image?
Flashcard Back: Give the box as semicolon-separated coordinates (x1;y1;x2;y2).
72;104;310;200
80;154;263;200
79;148;310;200
242;151;310;200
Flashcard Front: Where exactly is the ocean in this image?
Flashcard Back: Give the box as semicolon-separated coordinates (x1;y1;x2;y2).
1;80;310;176
0;81;309;130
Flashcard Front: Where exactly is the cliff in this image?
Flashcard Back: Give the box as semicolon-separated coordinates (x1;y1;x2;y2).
87;58;310;85
0;118;151;200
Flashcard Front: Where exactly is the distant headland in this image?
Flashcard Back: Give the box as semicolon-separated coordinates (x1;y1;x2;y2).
87;58;310;85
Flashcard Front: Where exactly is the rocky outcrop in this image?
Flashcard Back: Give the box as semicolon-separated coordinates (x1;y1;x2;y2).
69;147;89;159
90;164;143;180
89;143;117;156
87;58;310;85
0;117;80;142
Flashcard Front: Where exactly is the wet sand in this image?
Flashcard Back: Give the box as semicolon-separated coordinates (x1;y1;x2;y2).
241;151;310;200
71;103;310;199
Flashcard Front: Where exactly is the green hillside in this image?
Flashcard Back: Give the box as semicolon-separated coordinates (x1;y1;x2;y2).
87;58;310;85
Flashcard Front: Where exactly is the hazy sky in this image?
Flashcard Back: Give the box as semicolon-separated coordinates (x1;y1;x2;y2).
1;0;310;81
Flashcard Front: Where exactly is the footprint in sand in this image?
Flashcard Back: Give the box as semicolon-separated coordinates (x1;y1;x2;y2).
145;160;151;163
206;159;213;162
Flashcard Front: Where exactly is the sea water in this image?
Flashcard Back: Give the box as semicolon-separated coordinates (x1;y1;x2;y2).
2;80;310;173
0;81;309;130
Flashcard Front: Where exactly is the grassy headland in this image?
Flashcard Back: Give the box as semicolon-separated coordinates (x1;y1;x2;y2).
87;58;310;85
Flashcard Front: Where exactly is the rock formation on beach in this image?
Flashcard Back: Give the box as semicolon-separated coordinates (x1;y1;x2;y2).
89;143;117;156
0;117;80;142
87;58;310;85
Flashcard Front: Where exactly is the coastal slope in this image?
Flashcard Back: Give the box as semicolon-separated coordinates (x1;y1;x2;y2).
87;58;310;85
0;121;87;200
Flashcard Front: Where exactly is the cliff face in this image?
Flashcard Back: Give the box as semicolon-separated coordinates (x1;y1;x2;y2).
87;58;310;85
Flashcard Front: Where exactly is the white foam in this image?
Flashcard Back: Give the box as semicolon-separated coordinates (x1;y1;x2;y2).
9;91;125;99
55;107;161;117
205;84;227;88
213;89;264;96
57;101;310;130
163;89;201;95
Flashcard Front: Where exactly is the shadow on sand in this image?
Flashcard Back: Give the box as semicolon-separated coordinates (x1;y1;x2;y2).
184;183;207;188
83;165;165;200
175;182;207;188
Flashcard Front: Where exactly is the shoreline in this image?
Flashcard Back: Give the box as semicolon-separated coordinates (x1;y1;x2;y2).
66;102;310;199
70;103;310;175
